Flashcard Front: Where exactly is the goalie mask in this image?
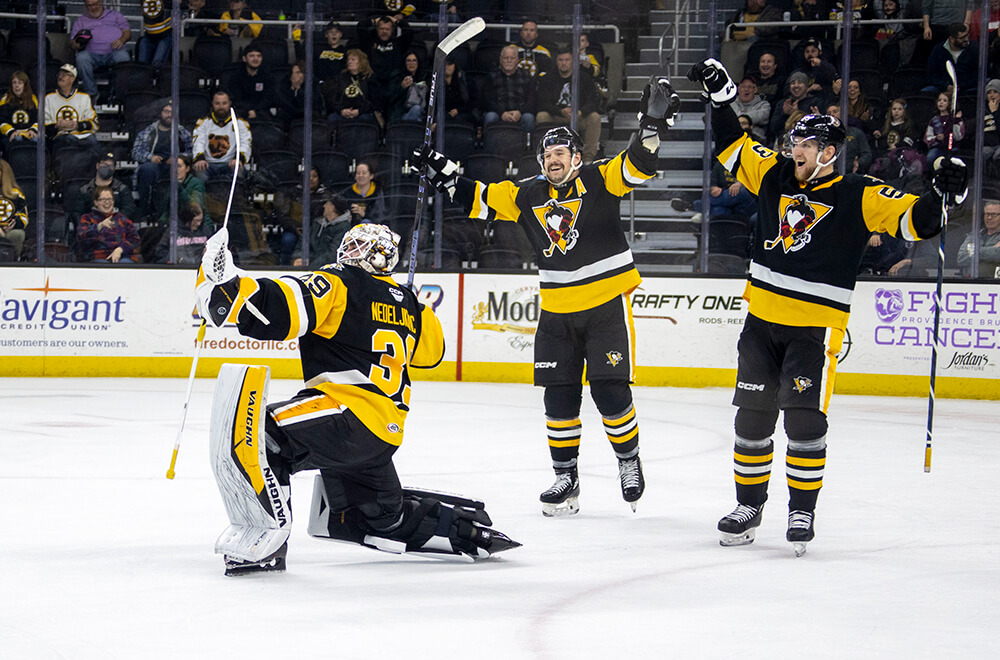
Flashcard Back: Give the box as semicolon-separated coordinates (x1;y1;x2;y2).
781;114;846;181
536;126;584;186
337;223;400;274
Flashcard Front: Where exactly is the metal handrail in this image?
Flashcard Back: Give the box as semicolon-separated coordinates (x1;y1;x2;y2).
0;11;71;30
725;18;924;41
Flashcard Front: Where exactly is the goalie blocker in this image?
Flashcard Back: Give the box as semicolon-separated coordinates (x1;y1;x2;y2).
210;364;520;574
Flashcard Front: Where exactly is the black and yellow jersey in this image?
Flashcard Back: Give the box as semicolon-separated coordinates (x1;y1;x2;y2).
454;138;658;314
204;264;444;446
714;106;942;331
0;188;29;231
142;0;171;35
0;94;38;137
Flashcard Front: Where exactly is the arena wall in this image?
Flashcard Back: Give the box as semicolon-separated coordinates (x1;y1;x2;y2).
2;267;998;399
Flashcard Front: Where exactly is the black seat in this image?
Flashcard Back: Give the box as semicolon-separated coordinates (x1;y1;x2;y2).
335;120;381;160
904;92;938;133
178;90;211;125
384;121;425;162
708;216;751;258
111;62;155;100
289;118;332;153
463;153;508;183
0;59;22;91
257;149;301;183
249;119;285;153
156;64;211;94
515;154;541;178
122;90;161;124
442;122;477;162
472;42;504;72
53;144;98;182
358;149;402;183
7;33;50;69
836;41;880;72
478;246;523;269
483;123;527;162
850;68;885;100
889;66;929;99
253;38;291;69
311;150;351;186
192;36;234;78
5;142;38;179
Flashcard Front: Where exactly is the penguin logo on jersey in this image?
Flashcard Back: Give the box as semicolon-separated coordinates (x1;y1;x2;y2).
606;351;623;367
533;198;583;257
765;194;833;253
793;376;813;393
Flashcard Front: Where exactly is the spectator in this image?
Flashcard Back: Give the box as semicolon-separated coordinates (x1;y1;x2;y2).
316;21;349;83
750;51;787;108
220;0;263;39
874;0;920;64
76;185;140;263
226;42;274;121
859;231;911;275
356;14;413;119
872;97;919;152
157;154;211;228
270;166;328;266
920;0;973;61
729;0;782;41
969;0;1000;44
512;20;554;78
924;90;964;166
844;78;876;133
767;72;821;143
958;200;1000;277
192;90;252;181
0;158;29;260
671;160;757;226
535;48;602;163
45;64;100;153
137;0;172;70
870;129;925;193
787;0;833;41
70;0;131;100
830;0;878;40
293;192;352;268
925;23;979;93
483;45;536;134
579;33;610;111
794;37;839;97
132;100;194;221
340;161;385;224
441;56;477;126
380;0;416;23
182;0;222;38
732;76;771;141
271;61;326;130
391;50;429;123
983;79;1000;168
0;71;39;151
322;49;378;127
70;152;137;223
826;103;873;174
153;201;211;265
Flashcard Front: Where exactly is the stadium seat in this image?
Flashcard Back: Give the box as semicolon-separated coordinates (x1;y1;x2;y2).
290;118;332;153
483;123;528;162
442;122;477;162
192;36;234;78
463;153;507;183
335;120;381;160
111;62;155;101
310;150;351;186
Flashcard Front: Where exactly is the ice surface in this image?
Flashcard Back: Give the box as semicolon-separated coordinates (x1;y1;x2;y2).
3;378;997;658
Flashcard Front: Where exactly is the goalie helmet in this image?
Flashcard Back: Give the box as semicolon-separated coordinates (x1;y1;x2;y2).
337;223;400;274
781;114;846;160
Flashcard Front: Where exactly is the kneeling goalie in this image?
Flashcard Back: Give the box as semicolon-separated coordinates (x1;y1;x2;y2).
196;223;520;575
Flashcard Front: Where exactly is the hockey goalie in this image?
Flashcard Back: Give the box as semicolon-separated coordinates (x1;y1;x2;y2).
196;223;520;575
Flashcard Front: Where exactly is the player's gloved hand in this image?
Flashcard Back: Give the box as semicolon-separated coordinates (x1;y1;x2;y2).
202;227;237;284
638;75;681;139
932;156;969;204
687;58;737;107
413;145;459;200
196;227;242;327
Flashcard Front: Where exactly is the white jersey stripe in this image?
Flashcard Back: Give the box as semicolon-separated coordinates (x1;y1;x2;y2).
305;369;374;388
278;275;310;338
750;262;854;306
539;250;634;284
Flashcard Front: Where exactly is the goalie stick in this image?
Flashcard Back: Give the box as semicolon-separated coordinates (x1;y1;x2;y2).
166;108;242;479
924;60;959;474
406;17;485;289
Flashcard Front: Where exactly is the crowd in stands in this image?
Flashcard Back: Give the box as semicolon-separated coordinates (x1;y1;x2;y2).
0;1;615;269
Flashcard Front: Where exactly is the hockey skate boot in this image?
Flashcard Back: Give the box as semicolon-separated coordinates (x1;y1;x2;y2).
540;468;580;517
618;456;645;512
718;503;764;546
223;541;287;576
787;510;815;557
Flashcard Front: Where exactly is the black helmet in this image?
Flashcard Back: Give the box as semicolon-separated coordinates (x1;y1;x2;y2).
536;126;584;168
782;114;846;159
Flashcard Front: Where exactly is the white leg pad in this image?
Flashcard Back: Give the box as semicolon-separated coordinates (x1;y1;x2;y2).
210;363;291;562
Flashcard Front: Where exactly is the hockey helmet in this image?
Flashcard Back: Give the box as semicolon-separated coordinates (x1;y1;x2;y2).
536;126;584;168
337;223;400;274
781;113;846;161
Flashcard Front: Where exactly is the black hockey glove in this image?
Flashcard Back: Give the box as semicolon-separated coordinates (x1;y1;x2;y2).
932;156;969;204
638;75;681;139
413;145;459;200
687;58;737;107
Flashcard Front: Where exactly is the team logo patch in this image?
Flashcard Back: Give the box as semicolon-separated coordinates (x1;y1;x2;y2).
764;194;833;253
874;288;904;322
387;423;401;434
606;351;623;367
208;133;231;159
793;376;813;393
389;287;404;302
0;198;14;229
533;197;583;257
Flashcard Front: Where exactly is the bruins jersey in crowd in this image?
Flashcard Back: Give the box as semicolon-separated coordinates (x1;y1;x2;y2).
43;89;98;138
0;94;38;138
202;264;444;445
142;0;171;35
715;108;941;331
454;138;658;314
0;187;29;231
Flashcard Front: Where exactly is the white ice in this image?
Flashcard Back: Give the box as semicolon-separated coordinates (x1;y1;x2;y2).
3;377;998;659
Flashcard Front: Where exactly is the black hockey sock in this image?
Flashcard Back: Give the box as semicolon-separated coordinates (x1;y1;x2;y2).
546;416;581;468
602;404;639;459
786;444;825;512
734;437;773;507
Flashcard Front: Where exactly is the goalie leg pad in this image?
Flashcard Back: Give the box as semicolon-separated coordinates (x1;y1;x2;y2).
210;364;291;563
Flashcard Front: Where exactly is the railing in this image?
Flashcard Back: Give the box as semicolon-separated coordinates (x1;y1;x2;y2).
724;18;924;41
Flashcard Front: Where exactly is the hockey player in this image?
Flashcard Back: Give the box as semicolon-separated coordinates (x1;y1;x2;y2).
413;77;681;516
688;58;969;555
196;223;520;575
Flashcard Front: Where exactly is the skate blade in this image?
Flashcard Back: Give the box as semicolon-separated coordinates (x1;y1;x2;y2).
792;541;808;557
541;496;580;517
628;501;638;513
719;528;756;547
224;557;286;576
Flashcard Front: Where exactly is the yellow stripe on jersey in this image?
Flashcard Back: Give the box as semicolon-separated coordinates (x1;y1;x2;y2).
718;133;779;196
860;184;922;240
598;149;654;194
481;180;522;221
309;272;350;339
744;282;851;331
411;304;445;368
222;277;260;324
311;381;407;445
271;393;345;425
540;268;641;314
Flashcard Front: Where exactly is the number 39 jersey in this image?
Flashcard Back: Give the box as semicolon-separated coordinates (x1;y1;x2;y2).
223;264;445;446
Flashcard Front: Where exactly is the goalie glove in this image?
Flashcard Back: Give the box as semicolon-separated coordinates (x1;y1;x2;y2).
687;58;736;107
932;156;969;204
413;145;459;200
196;227;243;327
638;75;681;140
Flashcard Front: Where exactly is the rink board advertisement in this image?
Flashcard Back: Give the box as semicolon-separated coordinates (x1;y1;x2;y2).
1;267;997;398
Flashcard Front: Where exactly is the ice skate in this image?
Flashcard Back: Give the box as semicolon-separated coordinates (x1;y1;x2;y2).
223;541;287;576
787;510;815;557
540;468;580;517
618;456;644;512
718;503;764;546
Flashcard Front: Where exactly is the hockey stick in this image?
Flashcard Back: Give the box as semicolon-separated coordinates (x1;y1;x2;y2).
924;60;959;473
406;17;486;289
166;108;242;479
